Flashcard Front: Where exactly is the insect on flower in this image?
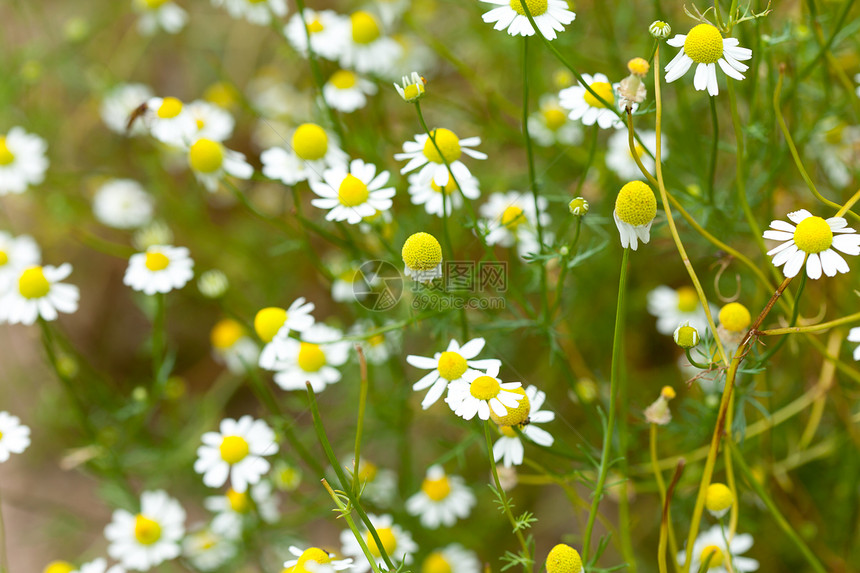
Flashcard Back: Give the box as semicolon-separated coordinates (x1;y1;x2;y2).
126;101;149;133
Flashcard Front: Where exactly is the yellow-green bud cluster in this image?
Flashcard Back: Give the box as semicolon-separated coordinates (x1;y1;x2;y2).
649;20;671;39
568;197;589;216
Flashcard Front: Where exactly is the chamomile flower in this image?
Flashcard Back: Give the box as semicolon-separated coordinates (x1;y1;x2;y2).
480;191;551;259
546;544;583;573
146;96;196;146
606;130;666;181
123;245;193;295
269;324;351;392
285;9;347;61
340;514;417;573
405;465;476;528
132;0;187;35
559;74;627;130
408;171;480;218
402;232;443;282
705;482;733;519
255;299;317;368
92;179;154;229
528;95;583;147
763;209;860;279
182;526;237;572
0;232;40;292
205;481;280;539
677;525;759;573
101;83;154;136
493;385;555;467
187;137;254;192
0;127;48;195
261;123;348;185
0;411;31;462
644;386;676;426
394;72;426;103
339;11;403;76
0;264;79;325
72;558;125;573
187;100;235;142
310;159;395;224
194;416;279;492
395;129;487;188
480;0;575;41
211;318;260;374
283;546;353;573
613;180;657;250
421;545;481;573
323;70;378;113
343;457;399;507
407;337;501;410
104;490;186;571
211;0;287;26
647;285;714;336
446;363;524;421
849;327;860;361
665;24;752;96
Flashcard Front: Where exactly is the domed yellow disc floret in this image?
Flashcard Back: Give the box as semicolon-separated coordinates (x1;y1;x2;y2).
211;318;245;350
227;488;250;512
470;375;501;400
366;527;397;557
189;139;224;174
627;57;650;76
502;205;527;228
422;552;453;573
134;514;162;545
545;543;583;573
351;11;381;44
437;351;468;380
18;266;50;299
0;137;14;166
145;251;170;271
254;307;287;343
298;342;327;372
705;482;733;513
220;435;250;464
421;475;452;501
719;302;751;333
583;82;615;108
330;70;358;90
543;107;567;131
793;216;833;254
699;545;724;568
423;128;462;164
43;561;76;573
490;386;530;426
683;24;724;64
661;385;676;400
157;96;183;119
292;123;329;161
509;0;549;17
402;232;443;271
676;286;698;313
615;181;656;226
298;548;332;566
338;174;370;207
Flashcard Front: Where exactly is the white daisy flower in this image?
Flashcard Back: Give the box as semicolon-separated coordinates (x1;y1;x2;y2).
849;327;860;361
187;100;235;142
338;11;403;76
420;545;481;573
72;557;125;573
665;24;752;96
446;363;524;421
205;480;281;540
0;264;79;325
394;129;487;188
323;70;378;113
101;83;154;136
0;232;40;293
613;181;657;251
559;73;628;130
647;285;715;336
284;9;347;61
493;385;555;467
211;318;260;374
92;179;155;229
194;415;279;492
340;514;417;573
182;526;237;572
408;171;480;218
310;159;396;225
393;72;426;103
405;465;476;529
146;96;196;146
763;209;860;279
606;130;667;181
211;0;287;26
269;324;351;392
677;525;759;573
132;0;187;35
255;299;317;369
528;94;583;147
481;0;575;40
261;123;348;186
0;126;48;195
283;546;353;573
104;490;186;571
187;137;254;192
407;337;502;410
480;191;551;259
0;411;31;462
123;245;193;295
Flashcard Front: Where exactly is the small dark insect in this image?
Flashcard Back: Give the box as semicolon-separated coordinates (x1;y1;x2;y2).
126;102;149;133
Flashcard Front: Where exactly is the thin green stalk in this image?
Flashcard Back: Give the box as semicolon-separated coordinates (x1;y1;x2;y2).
651;425;681;573
759;309;860;335
322;479;383;573
685;348;711;371
754;272;806;363
151;292;167;397
353;347;369;496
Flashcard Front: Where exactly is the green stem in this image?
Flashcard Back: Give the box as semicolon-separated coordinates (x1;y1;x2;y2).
322;479;384;573
760;309;860;335
151;292;167;398
754;271;806;363
685;348;711;371
353;347;369;496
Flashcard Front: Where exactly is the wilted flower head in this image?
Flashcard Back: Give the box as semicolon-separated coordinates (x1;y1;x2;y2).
644;386;676;425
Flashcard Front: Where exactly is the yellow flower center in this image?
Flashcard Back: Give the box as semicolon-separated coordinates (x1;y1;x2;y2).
627;57;650;76
422;552;453;573
195;118;206;130
297;342;327;372
719;302;751;333
470;375;501;400
422;128;462;164
189;138;224;174
499;425;517;437
793;216;833;254
661;385;677;400
145;251;170;271
699;545;724;569
330;70;358;90
0;136;15;166
220;435;250;464
308;18;324;33
683;24;725;64
421;475;452;501
676;286;698;313
157;96;183;119
583;82;615;109
705;483;734;513
366;527;397;558
358;460;378;482
144;0;170;8
490;386;530;426
292;123;329;161
43;561;76;573
403;82;424;101
0;250;9;267
299;548;333;566
134;514;162;545
211;318;245;350
18;266;50;299
338;174;370;207
254;307;287;343
227;488;251;513
437;351;468;380
430;180;456;195
543;108;567;131
614;181;656;226
509;0;549;17
351;11;381;45
402;232;443;271
501;205;527;228
546;544;583;573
